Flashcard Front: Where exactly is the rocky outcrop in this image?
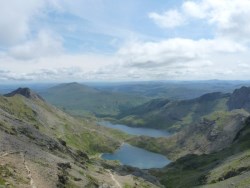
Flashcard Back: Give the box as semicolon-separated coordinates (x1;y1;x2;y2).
4;88;45;101
228;86;250;111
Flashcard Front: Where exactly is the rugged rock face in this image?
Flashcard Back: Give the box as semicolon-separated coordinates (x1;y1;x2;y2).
228;86;250;111
4;87;45;101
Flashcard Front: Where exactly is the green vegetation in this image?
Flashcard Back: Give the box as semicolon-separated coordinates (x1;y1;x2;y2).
151;117;250;188
63;132;120;155
0;90;130;156
0;165;12;186
40;82;148;117
128;109;249;161
118;92;230;131
2;85;250;187
0;87;160;187
0;95;36;122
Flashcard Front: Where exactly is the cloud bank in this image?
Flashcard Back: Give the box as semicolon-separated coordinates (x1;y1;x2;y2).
0;0;250;81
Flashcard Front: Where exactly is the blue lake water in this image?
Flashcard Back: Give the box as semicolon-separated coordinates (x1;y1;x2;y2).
98;121;170;138
102;143;170;169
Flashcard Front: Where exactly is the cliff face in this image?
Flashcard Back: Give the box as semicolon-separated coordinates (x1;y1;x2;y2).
228;86;250;111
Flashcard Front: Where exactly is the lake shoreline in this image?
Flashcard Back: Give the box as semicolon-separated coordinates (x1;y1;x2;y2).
99;121;172;169
101;143;171;169
98;121;171;138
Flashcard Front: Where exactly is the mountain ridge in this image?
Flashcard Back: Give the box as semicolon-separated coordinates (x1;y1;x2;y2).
0;87;159;188
4;87;45;101
40;82;149;117
117;91;230;131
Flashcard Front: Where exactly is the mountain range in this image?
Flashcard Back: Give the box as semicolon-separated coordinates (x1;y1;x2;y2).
40;82;148;117
1;83;250;187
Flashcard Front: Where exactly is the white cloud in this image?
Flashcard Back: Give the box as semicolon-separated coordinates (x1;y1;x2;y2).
179;0;250;42
149;0;250;43
8;30;64;60
1;0;250;81
149;10;185;28
0;0;46;46
113;35;250;80
118;38;246;68
0;53;117;81
182;1;206;19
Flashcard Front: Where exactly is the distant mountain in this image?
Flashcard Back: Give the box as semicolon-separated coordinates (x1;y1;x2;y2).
117;92;231;131
0;88;158;187
93;80;250;100
40;82;149;117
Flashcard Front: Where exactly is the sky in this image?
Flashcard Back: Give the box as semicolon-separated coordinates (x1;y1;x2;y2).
1;0;250;82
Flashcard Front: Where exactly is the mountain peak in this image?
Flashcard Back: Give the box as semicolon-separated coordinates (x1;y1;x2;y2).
4;87;45;101
66;82;80;86
49;82;98;93
228;86;250;111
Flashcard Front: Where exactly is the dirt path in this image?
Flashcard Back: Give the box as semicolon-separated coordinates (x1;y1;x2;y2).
20;152;37;188
107;169;122;188
0;151;37;188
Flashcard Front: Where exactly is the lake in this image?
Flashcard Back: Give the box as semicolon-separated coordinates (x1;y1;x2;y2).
102;143;170;169
98;121;170;138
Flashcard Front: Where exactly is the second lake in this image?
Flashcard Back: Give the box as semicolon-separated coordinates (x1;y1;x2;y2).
98;121;170;138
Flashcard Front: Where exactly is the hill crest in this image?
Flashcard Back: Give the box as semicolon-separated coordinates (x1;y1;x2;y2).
4;87;45;101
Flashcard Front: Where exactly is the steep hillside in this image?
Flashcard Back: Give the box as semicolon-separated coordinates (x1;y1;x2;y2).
151;116;250;188
127;86;250;187
40;82;148;117
128;109;249;160
0;88;161;188
118;92;230;131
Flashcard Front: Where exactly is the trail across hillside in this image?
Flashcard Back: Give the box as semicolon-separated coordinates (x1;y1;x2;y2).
0;151;37;188
107;169;122;188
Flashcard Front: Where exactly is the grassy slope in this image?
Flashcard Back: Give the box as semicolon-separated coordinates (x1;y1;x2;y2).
150;116;250;188
0;94;128;155
118;92;230;131
40;82;149;117
128;109;249;160
0;93;158;187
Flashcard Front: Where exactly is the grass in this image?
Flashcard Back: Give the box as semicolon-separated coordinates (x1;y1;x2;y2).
0;165;12;186
129;110;250;164
0;93;129;157
118;93;230;131
0;96;37;122
152;116;250;188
